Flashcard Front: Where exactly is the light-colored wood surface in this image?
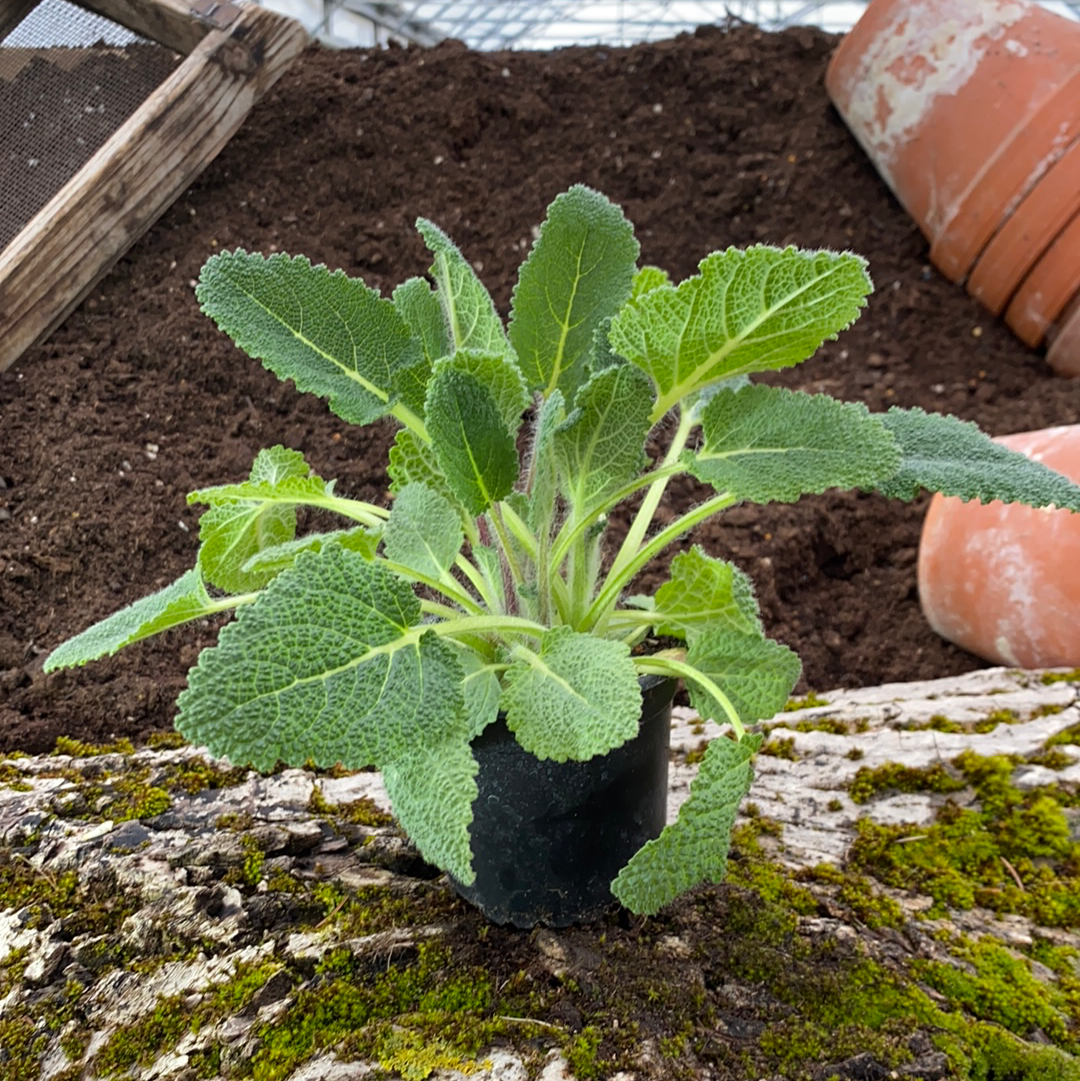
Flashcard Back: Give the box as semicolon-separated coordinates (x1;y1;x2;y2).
76;0;220;55
0;4;308;372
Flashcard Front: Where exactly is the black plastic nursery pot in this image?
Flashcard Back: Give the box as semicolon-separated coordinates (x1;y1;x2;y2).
452;675;676;928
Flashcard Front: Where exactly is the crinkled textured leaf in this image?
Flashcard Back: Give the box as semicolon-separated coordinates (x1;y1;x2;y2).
685;628;801;728
652;546;762;641
612;733;762;915
434;350;529;434
630;265;671;301
501;627;641;761
44;569;214;671
684;385;900;504
393;275;450;367
242;528;379;576
509;185;639;399
417;219;508;355
458;649;502;738
176;546;467;772
197;251;421;427
608;246;871;416
194;446;313;591
553;363;653;514
526;389;566;536
382;482;464;582
382;735;478;884
876;407;1080;511
471;543;506;612
426;366;518;516
387;427;446;496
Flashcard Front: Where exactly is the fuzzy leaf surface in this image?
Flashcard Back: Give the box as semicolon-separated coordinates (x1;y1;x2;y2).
652;546;762;641
685;629;801;729
193;447;313;592
44;570;216;671
387;427;446;496
526;389;566;536
197;251;420;427
417;219;508;355
875;408;1080;511
393;275;450;367
242;528;379;576
608;246;871;416
684;385;900;503
175;547;474;875
434;350;529;433
426;366;518;516
553;363;653;514
509;185;639;399
501;627;641;761
612;733;762;914
382;482;464;582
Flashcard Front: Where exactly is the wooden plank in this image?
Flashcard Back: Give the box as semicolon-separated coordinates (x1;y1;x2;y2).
0;0;39;42
75;0;217;55
0;4;308;372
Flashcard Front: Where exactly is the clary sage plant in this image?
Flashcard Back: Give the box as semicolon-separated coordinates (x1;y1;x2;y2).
46;186;1080;915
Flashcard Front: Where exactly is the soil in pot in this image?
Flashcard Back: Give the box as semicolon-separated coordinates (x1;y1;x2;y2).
1;26;1079;756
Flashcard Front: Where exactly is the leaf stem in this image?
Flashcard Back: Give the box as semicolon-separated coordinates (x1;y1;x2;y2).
586;489;737;632
632;655;746;740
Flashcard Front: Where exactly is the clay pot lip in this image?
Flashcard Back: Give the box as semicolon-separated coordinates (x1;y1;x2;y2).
1003;205;1080;346
1047;290;1080;377
966;132;1080;315
825;0;1080;281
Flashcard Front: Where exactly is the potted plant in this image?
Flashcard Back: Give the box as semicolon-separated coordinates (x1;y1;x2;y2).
44;185;1080;926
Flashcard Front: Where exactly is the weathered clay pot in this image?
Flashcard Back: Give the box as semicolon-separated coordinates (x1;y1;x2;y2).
1048;293;1080;377
825;0;1080;286
917;425;1080;668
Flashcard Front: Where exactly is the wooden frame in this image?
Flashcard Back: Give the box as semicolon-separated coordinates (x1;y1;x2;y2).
0;0;308;372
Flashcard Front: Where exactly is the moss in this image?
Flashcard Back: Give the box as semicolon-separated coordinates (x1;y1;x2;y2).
0;761;32;791
308;784;394;827
1046;721;1080;749
145;731;187;750
223;834;266;889
1032;703;1067;718
161;757;250;796
1041;669;1080;685
783;692;830;711
0;1016;47;1081
848;761;966;804
846;752;1080;927
53;735;135;757
564;1024;605;1080
760;736;798;760
1028;747;1078;770
801;863;905;929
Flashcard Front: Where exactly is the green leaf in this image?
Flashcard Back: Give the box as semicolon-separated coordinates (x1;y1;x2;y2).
393;275;451;366
242;528;379;576
44;569;217;671
875;408;1080;511
526;389;566;536
553;363;653;514
500;627;641;761
197;251;422;428
387;427;446;496
608;246;871;417
417;219;508;355
509;185;640;399
684;384;900;504
652;546;762;641
458;649;502;739
433;349;529;434
612;732;762;915
684;629;801;728
425;366;518;516
631;265;671;301
382;483;464;582
382;735;478;884
177;546;477;883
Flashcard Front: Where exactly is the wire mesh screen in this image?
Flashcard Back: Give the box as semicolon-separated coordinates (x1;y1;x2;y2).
0;0;183;251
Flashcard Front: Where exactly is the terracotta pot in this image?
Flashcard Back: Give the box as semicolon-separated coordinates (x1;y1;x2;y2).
825;0;1080;284
1047;292;1080;377
918;425;1080;668
967;135;1080;315
1002;208;1080;347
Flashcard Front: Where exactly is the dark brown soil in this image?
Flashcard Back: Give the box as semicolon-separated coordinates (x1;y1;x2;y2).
2;25;1078;755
